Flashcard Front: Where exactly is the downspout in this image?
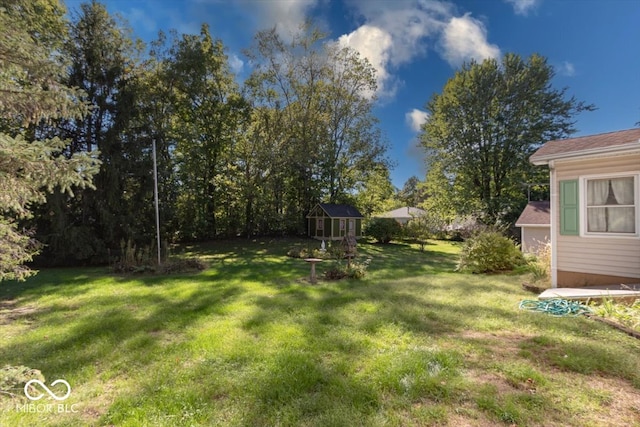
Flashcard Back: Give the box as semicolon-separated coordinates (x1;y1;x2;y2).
549;160;558;288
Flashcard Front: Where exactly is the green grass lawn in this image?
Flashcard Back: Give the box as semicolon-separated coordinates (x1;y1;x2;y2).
1;238;639;426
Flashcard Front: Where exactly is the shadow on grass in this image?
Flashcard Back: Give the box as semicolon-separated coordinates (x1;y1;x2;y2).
518;334;640;387
5;237;634;426
356;241;459;279
0;275;244;381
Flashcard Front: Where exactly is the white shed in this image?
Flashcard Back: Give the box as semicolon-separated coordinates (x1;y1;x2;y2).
515;201;550;254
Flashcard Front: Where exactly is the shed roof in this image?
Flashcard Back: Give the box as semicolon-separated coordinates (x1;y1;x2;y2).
515;201;550;226
530;128;640;165
310;203;364;218
377;206;426;219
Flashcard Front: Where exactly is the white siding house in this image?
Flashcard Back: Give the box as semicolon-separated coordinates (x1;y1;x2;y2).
530;128;640;288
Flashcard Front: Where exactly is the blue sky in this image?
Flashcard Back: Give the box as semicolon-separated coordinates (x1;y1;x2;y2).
65;0;640;188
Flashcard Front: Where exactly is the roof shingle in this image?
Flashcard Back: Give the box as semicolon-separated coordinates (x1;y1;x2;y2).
530;128;640;163
515;201;550;226
317;203;363;218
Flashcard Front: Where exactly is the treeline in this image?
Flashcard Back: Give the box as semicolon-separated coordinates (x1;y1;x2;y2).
6;0;585;273
15;1;394;266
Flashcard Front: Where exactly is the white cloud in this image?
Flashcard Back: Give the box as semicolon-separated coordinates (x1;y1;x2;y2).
337;25;394;97
339;1;500;97
558;60;575;77
440;13;501;67
251;0;319;40
359;3;447;67
338;0;450;97
229;53;244;74
405;108;430;132
504;0;540;16
231;0;502;98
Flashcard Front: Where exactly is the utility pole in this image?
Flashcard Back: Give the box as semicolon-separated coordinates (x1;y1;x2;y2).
152;139;161;266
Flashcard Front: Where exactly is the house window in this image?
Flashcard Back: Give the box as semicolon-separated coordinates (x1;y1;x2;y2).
316;218;323;230
585;175;636;234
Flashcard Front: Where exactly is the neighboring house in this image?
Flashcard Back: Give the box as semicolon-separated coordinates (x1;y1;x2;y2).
307;203;364;240
376;206;426;225
445;216;477;232
515;201;550;254
530;128;640;288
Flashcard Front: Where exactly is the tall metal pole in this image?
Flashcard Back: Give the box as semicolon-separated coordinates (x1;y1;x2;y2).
152;139;161;266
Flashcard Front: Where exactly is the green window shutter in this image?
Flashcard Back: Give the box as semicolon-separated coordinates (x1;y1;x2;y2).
560;179;579;235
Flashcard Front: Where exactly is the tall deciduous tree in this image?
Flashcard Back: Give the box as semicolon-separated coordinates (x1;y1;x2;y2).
128;31;180;243
0;0;99;280
168;24;244;240
246;24;389;233
245;26;329;233
398;176;426;207
353;165;398;217
421;53;594;224
320;43;387;203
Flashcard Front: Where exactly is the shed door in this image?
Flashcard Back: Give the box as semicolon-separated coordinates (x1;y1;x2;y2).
348;219;355;236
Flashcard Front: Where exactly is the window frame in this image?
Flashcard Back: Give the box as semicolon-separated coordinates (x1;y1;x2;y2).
580;172;639;238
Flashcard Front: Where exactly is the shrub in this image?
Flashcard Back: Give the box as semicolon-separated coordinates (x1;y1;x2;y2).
112;239;155;273
405;212;447;251
457;230;525;273
112;239;205;275
159;258;207;274
286;247;309;259
347;258;372;279
324;266;348;280
0;365;44;398
286;246;328;259
324;257;371;280
528;241;551;283
365;218;402;243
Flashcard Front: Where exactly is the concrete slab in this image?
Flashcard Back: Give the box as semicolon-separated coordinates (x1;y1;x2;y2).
539;284;640;300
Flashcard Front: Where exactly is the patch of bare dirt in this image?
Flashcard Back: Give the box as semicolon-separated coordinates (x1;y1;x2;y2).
0;300;40;325
577;375;640;427
454;330;640;427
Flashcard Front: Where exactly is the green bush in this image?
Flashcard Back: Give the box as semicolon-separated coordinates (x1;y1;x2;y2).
159;258;207;274
457;230;525;273
286;247;309;258
112;239;155;274
323;266;348;280
365;218;402;243
347;258;371;279
0;365;44;398
590;298;640;332
112;239;204;275
528;241;551;283
405;212;448;251
286;246;328;259
323;258;371;280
